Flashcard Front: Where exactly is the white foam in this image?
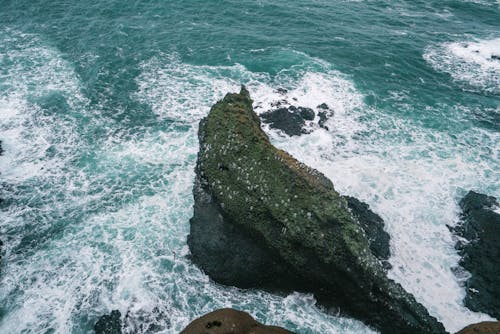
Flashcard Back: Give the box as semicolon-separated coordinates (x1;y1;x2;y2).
134;51;498;332
424;37;500;94
0;49;377;334
134;54;249;123
0;29;88;182
261;85;498;331
1;45;498;334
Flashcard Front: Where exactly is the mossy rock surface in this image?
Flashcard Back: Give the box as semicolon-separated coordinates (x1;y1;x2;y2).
188;87;446;334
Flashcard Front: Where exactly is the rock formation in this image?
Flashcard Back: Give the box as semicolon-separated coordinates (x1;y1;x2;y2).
188;87;446;334
257;90;333;135
455;321;500;334
261;106;315;136
452;191;500;319
344;196;391;270
94;310;122;334
180;308;294;334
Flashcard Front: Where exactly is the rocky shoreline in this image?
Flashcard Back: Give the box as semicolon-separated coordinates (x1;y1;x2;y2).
187;87;445;334
451;191;500;320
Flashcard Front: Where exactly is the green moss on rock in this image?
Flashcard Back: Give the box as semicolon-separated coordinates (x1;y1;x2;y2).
189;87;447;334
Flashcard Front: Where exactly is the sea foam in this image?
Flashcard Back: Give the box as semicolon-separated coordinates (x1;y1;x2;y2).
424;37;500;95
1;38;497;333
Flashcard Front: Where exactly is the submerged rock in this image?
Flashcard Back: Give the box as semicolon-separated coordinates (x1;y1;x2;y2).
180;308;294;334
456;321;500;334
95;310;122;334
188;87;446;334
453;191;500;319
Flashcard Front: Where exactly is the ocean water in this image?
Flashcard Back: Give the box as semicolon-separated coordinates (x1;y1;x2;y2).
0;0;498;333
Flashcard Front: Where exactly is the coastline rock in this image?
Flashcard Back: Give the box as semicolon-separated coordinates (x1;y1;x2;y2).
0;140;3;156
317;103;333;130
453;191;500;319
344;196;391;269
180;308;294;334
259;95;333;135
95;310;122;334
188;87;446;334
456;321;500;334
260;106;314;136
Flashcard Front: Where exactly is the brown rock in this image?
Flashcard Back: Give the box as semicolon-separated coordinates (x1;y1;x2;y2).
456;322;500;334
180;309;294;334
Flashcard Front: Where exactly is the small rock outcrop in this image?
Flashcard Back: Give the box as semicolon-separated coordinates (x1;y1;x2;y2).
188;87;446;334
452;191;500;319
180;308;294;334
257;90;333;136
455;321;500;334
95;310;122;334
260;106;315;136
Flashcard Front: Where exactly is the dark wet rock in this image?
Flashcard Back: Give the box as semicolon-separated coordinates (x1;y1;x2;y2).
275;88;288;95
0;140;3;156
260;106;314;136
95;310;122;334
123;307;169;333
318;112;329;130
180;308;294;334
317;103;333;130
456;321;500;334
270;99;288;108
292;106;315;121
453;191;500;319
491;55;500;61
0;239;3;263
188;87;446;334
260;108;307;136
344;196;391;268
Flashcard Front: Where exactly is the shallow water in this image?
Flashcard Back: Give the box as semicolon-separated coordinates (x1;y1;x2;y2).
0;1;498;333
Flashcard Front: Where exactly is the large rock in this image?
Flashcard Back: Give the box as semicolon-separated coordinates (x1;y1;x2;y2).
453;191;500;319
180;308;294;334
455;321;500;334
94;310;122;334
188;87;446;334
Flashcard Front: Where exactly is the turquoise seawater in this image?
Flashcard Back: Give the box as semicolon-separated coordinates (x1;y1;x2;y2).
0;0;498;333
